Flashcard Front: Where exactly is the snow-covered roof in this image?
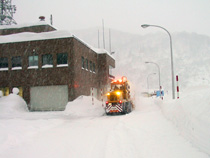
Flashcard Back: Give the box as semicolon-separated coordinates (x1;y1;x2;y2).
73;36;114;59
0;30;72;44
0;22;114;59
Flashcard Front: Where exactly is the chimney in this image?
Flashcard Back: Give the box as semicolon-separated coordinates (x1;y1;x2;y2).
39;16;45;21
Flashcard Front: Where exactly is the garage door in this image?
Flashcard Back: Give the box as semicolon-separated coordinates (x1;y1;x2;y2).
30;85;68;111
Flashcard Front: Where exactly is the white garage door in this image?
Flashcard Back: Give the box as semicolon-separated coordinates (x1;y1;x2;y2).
30;85;68;111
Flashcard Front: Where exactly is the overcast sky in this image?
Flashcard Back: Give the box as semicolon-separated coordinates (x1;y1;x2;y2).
13;0;210;36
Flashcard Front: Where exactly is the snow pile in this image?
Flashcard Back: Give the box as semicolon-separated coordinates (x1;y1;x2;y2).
0;89;210;157
158;86;210;155
12;87;19;95
64;96;105;118
0;94;28;117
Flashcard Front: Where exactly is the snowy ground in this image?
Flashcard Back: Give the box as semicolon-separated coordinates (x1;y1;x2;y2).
0;86;210;158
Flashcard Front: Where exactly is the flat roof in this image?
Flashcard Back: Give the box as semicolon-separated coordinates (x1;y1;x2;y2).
0;22;114;59
0;30;72;44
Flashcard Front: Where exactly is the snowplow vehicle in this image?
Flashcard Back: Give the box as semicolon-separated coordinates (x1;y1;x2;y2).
105;76;134;115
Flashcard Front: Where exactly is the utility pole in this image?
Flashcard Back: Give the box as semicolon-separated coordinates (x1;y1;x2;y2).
142;24;175;99
0;0;17;25
102;19;105;49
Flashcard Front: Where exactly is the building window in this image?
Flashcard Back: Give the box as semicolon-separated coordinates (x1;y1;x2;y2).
12;56;22;70
19;87;23;97
57;53;68;67
0;57;8;71
0;87;9;96
93;63;96;73
81;56;85;69
28;55;38;69
89;61;92;72
86;59;88;70
42;54;53;68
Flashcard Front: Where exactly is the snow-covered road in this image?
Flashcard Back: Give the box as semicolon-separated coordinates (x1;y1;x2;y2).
0;94;209;158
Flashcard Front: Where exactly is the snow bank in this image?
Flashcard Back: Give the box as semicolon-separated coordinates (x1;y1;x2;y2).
0;94;28;117
158;86;210;155
64;96;105;118
0;94;105;119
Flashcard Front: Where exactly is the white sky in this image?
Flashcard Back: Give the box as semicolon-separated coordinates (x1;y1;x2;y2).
13;0;210;36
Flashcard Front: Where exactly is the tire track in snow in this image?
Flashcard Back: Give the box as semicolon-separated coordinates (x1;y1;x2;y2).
103;115;138;158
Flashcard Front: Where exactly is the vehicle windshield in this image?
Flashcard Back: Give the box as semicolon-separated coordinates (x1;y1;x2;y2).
110;94;118;101
111;84;122;90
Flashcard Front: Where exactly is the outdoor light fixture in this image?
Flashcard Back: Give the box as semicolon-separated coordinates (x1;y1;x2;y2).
145;61;162;99
141;24;150;28
141;24;175;99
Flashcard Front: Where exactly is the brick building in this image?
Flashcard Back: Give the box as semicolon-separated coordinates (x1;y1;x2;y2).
0;22;115;111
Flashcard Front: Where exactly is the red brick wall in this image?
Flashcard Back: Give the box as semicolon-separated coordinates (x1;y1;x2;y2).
0;37;115;105
0;38;74;103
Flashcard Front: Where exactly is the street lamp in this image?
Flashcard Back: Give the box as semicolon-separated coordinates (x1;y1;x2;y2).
141;24;175;99
147;73;156;90
145;61;161;97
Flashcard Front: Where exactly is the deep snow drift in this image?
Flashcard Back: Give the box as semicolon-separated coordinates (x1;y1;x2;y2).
159;86;210;155
0;29;210;157
0;86;210;158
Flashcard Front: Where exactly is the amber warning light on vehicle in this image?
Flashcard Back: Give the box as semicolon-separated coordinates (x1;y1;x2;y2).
111;76;127;83
116;91;121;95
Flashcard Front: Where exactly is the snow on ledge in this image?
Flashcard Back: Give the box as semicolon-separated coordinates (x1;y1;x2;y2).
0;68;9;71
12;67;22;70
42;65;53;68
28;66;38;69
57;64;68;67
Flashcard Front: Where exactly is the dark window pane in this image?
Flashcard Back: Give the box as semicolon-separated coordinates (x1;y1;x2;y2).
89;61;92;71
0;57;8;68
57;53;68;65
29;55;38;66
81;56;85;68
110;94;117;101
93;63;95;72
42;54;53;66
12;56;22;67
86;59;88;69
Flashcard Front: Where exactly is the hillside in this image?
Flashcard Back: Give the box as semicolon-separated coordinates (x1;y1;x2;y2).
72;28;210;95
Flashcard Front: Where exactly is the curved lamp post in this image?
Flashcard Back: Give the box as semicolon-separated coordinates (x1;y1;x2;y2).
141;24;175;99
145;61;161;96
